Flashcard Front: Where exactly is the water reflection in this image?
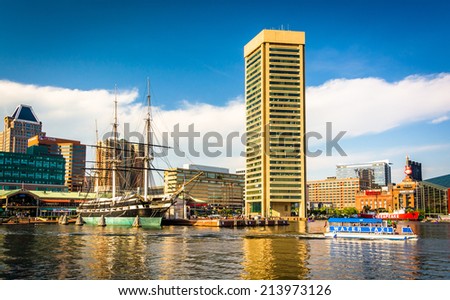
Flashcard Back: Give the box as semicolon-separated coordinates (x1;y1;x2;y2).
241;235;310;279
0;222;448;279
0;226;39;279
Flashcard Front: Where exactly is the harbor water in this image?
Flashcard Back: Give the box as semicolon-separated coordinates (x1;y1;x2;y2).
0;221;449;280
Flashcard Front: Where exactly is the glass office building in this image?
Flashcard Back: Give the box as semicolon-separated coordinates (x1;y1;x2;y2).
336;160;392;187
0;146;66;191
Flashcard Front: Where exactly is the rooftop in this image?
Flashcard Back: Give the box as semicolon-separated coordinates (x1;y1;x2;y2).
336;160;391;168
0;189;96;200
424;174;450;188
10;104;40;123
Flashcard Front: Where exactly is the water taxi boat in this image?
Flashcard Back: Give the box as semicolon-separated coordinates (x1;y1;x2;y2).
324;218;418;240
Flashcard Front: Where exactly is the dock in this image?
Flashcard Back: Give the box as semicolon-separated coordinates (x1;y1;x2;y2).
0;217;75;225
162;218;289;227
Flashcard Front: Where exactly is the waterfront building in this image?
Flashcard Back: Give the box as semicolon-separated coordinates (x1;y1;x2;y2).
95;138;144;194
308;177;370;209
336;160;392;187
0;104;43;153
164;165;244;210
392;178;418;210
0;189;96;218
355;157;419;212
417;174;450;215
355;183;419;212
28;135;86;192
244;29;306;219
0;146;66;191
355;189;394;212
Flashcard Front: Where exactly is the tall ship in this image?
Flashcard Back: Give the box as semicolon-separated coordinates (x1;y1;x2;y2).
77;82;201;227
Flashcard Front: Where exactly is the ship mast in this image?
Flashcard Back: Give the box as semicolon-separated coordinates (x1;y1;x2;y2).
95;119;99;198
143;79;153;201
112;86;119;198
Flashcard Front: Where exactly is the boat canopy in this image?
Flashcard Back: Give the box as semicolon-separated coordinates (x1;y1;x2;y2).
327;218;383;224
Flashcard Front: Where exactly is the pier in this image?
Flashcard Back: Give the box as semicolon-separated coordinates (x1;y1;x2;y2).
162;218;289;227
1;216;290;227
0;216;76;225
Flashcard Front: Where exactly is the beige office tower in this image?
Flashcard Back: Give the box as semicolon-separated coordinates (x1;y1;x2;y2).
244;29;306;219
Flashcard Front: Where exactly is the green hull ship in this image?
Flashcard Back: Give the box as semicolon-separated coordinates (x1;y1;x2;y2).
82;216;162;227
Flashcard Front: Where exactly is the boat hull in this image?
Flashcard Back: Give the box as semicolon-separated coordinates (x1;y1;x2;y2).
82;216;162;227
324;232;418;240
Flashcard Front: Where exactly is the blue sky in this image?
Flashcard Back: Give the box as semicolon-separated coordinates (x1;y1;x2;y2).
1;0;450;183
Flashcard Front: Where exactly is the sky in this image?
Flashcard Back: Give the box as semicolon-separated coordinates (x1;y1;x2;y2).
1;0;450;184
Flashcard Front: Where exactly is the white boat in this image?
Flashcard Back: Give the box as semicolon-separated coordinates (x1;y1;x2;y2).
323;218;418;240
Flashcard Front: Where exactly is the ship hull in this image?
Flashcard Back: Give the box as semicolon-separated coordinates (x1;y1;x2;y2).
82;216;162;227
376;212;420;221
359;212;420;221
77;196;174;228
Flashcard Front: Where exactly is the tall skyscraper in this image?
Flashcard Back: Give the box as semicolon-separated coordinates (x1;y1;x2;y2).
0;104;43;153
244;29;306;219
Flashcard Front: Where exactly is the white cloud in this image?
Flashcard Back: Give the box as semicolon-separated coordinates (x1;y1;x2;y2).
430;115;449;124
306;73;450;137
0;80;138;145
0;80;246;176
1;73;450;182
150;97;246;173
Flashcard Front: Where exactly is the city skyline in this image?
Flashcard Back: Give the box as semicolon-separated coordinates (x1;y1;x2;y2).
1;0;450;183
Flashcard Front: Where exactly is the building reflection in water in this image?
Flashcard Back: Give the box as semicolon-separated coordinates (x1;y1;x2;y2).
0;226;39;279
53;225;86;279
79;226;152;279
158;226;191;280
241;233;310;279
158;226;243;280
